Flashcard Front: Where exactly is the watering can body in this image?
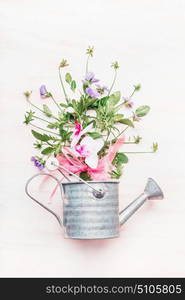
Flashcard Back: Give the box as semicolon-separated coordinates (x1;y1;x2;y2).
62;181;119;239
25;173;164;240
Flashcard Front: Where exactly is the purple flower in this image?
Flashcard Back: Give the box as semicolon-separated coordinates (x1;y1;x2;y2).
31;156;45;170
123;97;134;109
84;72;99;83
86;87;100;99
40;85;49;98
133;114;141;122
96;84;109;95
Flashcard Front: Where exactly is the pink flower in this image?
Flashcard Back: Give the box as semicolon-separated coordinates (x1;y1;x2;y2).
74;121;82;136
74;136;104;169
75;144;90;157
70;121;104;169
71;122;93;148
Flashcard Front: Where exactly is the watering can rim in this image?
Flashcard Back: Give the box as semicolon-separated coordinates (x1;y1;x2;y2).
61;180;120;185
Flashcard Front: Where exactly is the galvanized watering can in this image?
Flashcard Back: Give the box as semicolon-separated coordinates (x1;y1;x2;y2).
25;164;164;239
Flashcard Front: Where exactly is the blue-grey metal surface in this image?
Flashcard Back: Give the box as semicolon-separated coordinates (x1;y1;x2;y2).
62;181;120;239
144;177;164;199
119;178;164;225
25;174;164;240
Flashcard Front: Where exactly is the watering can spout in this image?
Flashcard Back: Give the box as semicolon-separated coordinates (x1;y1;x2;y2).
119;178;164;226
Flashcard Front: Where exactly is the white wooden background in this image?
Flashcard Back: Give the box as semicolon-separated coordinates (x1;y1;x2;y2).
0;0;185;277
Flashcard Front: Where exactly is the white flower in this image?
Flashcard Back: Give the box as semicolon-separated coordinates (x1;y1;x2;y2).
71;122;93;148
74;136;104;169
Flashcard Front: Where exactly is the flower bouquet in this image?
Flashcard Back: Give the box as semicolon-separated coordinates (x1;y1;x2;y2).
24;46;157;180
24;47;161;239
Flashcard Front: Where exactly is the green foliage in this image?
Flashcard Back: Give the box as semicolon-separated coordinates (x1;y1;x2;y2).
79;171;92;181
134;136;142;144
24;47;157;181
33;141;43;149
113;152;129;165
108;91;121;106
41;143;62;156
47;122;60;129
110;167;123;179
65;72;76;92
24;110;35;124
111;152;128;179
152;142;158;152
43;104;52;117
113;114;124;122
88;132;103;139
31;130;51;142
118;118;134;127
135;105;150;117
71;80;76;92
65;73;72;84
59;124;72;142
41;147;54;155
60;103;68;108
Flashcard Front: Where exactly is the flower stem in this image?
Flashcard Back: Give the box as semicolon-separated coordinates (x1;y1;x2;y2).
129;88;136;98
124;151;154;154
108;69;117;96
30;123;60;136
26;99;59;121
58;68;68;103
105;129;111;142
115;126;129;139
86;55;90;74
51;95;63;111
34;115;53;125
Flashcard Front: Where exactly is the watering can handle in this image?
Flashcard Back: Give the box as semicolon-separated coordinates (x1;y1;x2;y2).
25;173;63;226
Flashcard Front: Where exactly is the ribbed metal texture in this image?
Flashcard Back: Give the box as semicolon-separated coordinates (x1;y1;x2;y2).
62;181;120;239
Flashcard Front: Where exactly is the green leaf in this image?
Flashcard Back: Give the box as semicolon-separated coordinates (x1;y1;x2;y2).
112;152;128;177
134;136;142;144
119;119;134;127
135;105;150;117
80;171;92;181
113;114;124;122
33;141;43;149
54;143;61;155
23;110;35;124
41;147;54;155
115;152;129;164
109;91;121;106
110;167;123;179
59;124;72;141
65;73;72;84
31;130;51;142
43;104;52;117
60;103;68;108
152;142;158;152
88;132;103;139
71;80;76;92
47;122;59;129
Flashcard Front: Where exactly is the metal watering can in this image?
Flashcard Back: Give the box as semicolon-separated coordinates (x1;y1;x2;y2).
25;164;164;239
